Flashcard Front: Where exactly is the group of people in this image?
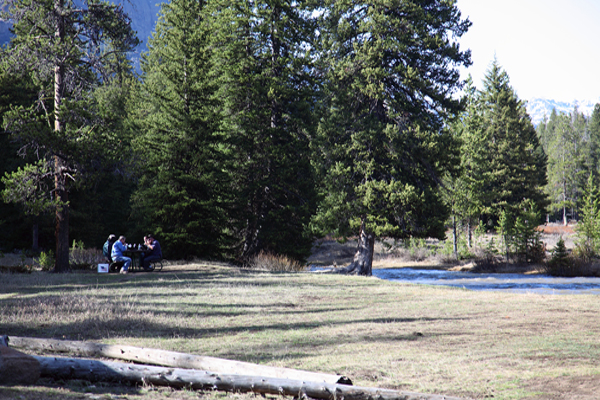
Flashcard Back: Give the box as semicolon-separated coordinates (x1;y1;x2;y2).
102;234;162;274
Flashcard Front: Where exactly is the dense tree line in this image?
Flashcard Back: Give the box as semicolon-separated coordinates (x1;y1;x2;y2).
537;104;600;225
1;0;589;274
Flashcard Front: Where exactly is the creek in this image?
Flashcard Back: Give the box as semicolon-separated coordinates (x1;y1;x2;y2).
373;268;600;295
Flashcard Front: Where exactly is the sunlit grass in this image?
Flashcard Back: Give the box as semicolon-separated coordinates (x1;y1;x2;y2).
3;262;600;399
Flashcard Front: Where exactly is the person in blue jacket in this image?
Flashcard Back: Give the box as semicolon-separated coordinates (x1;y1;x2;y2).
111;235;132;274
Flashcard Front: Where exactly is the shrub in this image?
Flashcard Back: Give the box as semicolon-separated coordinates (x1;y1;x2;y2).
247;251;306;272
441;233;475;262
404;238;430;261
544;237;595;277
69;241;103;270
471;238;502;272
497;200;544;264
527;236;546;264
35;250;55;271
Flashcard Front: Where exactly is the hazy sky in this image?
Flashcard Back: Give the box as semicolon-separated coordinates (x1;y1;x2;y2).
455;0;600;103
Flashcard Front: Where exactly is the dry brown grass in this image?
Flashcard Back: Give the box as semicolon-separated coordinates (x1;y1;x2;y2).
246;251;306;271
3;261;600;400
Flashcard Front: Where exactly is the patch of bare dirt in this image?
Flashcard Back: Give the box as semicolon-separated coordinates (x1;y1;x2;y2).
525;375;600;400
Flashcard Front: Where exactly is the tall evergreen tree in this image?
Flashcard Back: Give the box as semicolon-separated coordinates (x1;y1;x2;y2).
574;172;600;260
538;106;589;224
131;0;230;259
571;107;589;196
544;112;580;224
584;104;600;181
0;48;51;251
312;0;471;275
465;60;547;225
446;75;484;248
208;0;319;263
1;0;138;271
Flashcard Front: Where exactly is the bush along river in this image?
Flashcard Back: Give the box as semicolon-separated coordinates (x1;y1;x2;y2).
372;268;600;295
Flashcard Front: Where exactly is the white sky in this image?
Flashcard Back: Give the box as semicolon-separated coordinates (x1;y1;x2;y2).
455;0;600;103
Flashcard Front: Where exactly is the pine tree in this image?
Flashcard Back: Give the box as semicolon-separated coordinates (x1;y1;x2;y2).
1;0;138;271
466;60;548;225
546;113;579;224
447;76;485;248
574;173;600;261
312;0;471;275
207;0;319;263
584;104;600;183
548;236;570;276
539;107;589;225
130;0;232;259
0;48;48;251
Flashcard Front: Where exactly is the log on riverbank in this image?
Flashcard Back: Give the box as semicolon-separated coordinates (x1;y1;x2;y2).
9;336;351;385
35;355;463;400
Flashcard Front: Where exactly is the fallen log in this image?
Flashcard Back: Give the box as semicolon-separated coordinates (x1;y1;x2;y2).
0;336;40;385
35;355;463;400
9;336;351;385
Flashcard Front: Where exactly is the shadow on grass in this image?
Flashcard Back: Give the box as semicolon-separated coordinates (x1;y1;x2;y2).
1;264;472;370
1;308;470;354
0;267;359;298
0;378;156;400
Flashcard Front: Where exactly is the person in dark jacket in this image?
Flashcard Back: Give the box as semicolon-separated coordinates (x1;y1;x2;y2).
140;233;162;271
102;234;117;262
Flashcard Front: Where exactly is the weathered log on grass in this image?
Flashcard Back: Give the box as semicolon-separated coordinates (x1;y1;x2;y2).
0;336;40;385
9;336;351;384
35;355;463;400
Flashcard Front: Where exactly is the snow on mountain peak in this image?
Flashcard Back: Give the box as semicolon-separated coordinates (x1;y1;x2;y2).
526;98;599;125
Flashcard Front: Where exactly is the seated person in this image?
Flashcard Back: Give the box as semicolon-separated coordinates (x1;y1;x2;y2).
140;233;162;271
102;234;117;263
111;235;132;274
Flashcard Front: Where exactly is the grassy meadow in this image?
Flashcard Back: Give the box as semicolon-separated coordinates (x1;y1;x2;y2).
2;254;600;400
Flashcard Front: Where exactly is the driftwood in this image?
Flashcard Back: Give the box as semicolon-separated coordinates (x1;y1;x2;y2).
0;336;40;385
9;336;351;385
35;355;463;400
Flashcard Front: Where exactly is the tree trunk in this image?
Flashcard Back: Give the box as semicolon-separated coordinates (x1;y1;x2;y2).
467;219;472;248
9;336;350;385
53;0;70;272
54;165;70;272
339;219;374;276
32;355;460;400
269;5;281;129
32;218;39;252
452;215;458;259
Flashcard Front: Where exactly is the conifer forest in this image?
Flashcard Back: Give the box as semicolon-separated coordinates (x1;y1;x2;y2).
1;0;598;274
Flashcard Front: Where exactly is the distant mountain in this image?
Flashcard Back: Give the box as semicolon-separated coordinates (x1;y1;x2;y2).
0;0;160;68
526;98;599;126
